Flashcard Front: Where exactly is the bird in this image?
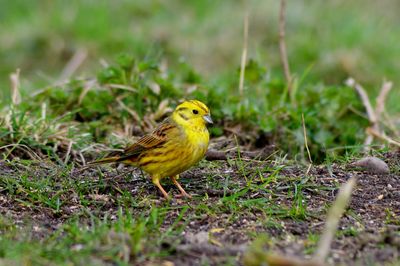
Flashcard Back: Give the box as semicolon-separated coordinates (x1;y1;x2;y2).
90;100;213;199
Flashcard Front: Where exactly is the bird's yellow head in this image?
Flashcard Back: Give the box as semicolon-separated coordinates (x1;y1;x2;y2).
172;100;213;129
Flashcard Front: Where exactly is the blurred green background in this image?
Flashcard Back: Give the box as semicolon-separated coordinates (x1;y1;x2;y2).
1;0;400;161
1;0;399;109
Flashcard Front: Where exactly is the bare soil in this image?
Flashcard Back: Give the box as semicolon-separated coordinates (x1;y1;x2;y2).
0;151;399;265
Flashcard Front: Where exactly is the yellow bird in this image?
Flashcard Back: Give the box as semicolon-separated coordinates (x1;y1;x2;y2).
90;100;213;199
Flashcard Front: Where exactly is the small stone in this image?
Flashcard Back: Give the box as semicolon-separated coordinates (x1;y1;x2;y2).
349;157;390;174
71;244;84;251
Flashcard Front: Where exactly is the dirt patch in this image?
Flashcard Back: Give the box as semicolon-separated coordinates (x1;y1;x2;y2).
0;152;399;265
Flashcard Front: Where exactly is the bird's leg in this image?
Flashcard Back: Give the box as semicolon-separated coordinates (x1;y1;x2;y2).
152;176;169;199
171;175;192;198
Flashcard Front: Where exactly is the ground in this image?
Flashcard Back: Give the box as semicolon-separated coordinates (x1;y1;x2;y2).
2;2;400;265
0;142;399;266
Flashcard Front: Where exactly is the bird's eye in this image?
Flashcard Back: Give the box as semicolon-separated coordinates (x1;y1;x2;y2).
192;109;199;114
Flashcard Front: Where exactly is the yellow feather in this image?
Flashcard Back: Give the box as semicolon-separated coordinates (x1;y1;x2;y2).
90;100;212;199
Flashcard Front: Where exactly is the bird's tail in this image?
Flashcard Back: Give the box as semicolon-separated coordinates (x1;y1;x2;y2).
88;156;121;166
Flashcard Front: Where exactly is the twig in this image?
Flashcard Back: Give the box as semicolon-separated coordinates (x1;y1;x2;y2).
346;78;396;150
375;81;393;120
59;48;87;81
10;69;21;105
239;11;249;96
363;134;374;149
367;127;400;147
346;78;376;150
105;83;137;92
313;177;357;263
302;113;312;163
372;80;392;146
41;102;47;120
116;98;141;122
78;79;96;105
64;140;74;164
345;78;376;124
305;163;312;175
279;0;292;93
78;151;86;166
0;144;42;161
382;112;400;136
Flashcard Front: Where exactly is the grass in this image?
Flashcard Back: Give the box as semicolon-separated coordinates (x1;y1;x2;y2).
0;162;203;264
0;153;365;265
2;1;399;161
0;56;373;164
1;155;399;264
0;207;182;265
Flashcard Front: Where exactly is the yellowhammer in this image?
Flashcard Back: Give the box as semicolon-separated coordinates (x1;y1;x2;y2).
90;100;213;199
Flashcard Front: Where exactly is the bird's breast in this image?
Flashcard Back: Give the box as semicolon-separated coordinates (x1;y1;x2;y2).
138;127;209;178
186;128;209;158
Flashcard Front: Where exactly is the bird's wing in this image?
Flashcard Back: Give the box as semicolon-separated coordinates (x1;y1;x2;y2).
119;119;178;160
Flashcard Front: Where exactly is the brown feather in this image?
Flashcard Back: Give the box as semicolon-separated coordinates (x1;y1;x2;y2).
91;118;180;165
120;119;175;158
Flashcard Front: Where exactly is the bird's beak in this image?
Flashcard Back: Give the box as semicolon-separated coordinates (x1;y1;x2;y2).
203;114;213;124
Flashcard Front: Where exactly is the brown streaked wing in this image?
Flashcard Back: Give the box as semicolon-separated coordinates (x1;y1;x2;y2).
119;119;177;160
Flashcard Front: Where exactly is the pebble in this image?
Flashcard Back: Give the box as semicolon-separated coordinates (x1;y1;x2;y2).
349;157;390;174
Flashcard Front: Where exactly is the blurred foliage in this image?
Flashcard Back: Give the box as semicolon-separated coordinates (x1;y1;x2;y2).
1;54;369;162
1;0;400;111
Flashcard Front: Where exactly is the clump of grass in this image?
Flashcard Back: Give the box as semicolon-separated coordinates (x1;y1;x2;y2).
0;104;91;162
1;54;371;162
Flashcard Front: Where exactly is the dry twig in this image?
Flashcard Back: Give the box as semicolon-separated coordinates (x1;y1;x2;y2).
0;144;42;161
239;11;249;96
345;78;376;123
10;69;21;105
375;81;393;119
313;177;357;263
116;97;141;122
64;140;74;164
78;79;97;105
346;78;396;150
367;127;400;147
279;0;292;94
59;48;87;81
301;113;312;163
